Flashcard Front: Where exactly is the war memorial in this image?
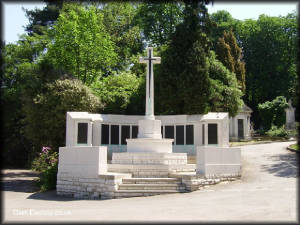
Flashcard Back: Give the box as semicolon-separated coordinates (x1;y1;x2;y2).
56;47;242;199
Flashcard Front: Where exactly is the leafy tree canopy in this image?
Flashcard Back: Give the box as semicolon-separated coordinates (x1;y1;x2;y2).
47;3;117;85
23;78;103;155
91;71;143;114
101;2;144;71
237;13;298;126
135;2;184;46
208;51;243;116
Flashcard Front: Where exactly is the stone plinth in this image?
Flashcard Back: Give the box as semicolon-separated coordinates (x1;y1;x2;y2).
126;138;173;153
137;119;162;139
58;146;107;178
196;146;241;177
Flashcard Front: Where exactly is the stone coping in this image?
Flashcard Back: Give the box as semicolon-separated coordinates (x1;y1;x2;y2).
108;164;195;170
112;152;187;156
169;172;205;179
112;152;187;159
126;138;174;143
98;172;132;180
169;171;241;180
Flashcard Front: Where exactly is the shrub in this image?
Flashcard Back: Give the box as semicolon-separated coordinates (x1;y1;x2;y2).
91;71;143;114
23;78;103;157
266;125;288;138
32;147;58;191
258;96;288;131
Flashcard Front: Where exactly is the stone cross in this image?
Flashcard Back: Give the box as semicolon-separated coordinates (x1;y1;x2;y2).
139;47;161;120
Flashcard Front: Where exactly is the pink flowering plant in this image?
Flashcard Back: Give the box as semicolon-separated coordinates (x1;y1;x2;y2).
32;146;58;191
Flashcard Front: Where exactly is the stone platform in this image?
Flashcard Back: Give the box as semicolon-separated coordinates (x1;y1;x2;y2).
110;152;194;177
112;152;187;165
126;138;173;153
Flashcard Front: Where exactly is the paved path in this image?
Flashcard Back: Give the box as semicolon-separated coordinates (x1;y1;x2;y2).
2;142;298;223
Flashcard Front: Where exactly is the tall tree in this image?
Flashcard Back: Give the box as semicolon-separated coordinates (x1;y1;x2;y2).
47;3;117;85
2;35;63;167
216;30;246;93
210;10;241;47
101;2;144;71
237;13;298;126
24;1;62;35
208;51;243;116
135;2;184;47
155;0;212;114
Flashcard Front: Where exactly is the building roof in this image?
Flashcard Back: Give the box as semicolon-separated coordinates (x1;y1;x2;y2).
200;112;228;121
240;104;253;113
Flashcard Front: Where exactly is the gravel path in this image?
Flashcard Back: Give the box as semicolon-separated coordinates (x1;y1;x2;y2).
2;141;298;223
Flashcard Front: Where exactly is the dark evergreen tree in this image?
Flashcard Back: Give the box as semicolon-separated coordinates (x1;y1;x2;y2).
216;30;246;93
24;1;62;35
155;0;212;114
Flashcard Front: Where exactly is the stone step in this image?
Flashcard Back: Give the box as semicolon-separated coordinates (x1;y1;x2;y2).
114;189;186;198
122;177;180;184
118;183;185;191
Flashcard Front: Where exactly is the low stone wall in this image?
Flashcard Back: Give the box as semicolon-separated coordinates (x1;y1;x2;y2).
56;145;242;199
56;173;132;199
170;173;241;191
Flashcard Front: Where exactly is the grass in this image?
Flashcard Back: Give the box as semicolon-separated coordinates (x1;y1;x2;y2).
289;143;299;151
230;136;292;147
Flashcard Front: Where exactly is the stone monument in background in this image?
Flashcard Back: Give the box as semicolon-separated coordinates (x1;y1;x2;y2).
285;99;296;130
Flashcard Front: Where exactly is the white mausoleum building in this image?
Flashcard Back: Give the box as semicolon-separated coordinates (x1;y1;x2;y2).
229;104;253;141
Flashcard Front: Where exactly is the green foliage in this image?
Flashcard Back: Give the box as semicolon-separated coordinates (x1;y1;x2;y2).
155;1;212;114
32;147;58;191
266;125;288;138
210;10;241;47
208;52;243;116
101;2;144;71
135;2;184;46
23;78;103;155
216;30;246;93
47;3;117;84
237;13;298;126
24;2;62;35
155;2;242;116
289;144;299;151
91;71;143;114
258;96;288;130
2;31;63;167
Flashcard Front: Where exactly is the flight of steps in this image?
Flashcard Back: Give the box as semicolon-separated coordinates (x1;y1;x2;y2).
114;177;187;198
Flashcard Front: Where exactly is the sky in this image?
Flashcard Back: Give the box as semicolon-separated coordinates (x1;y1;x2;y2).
2;1;298;44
